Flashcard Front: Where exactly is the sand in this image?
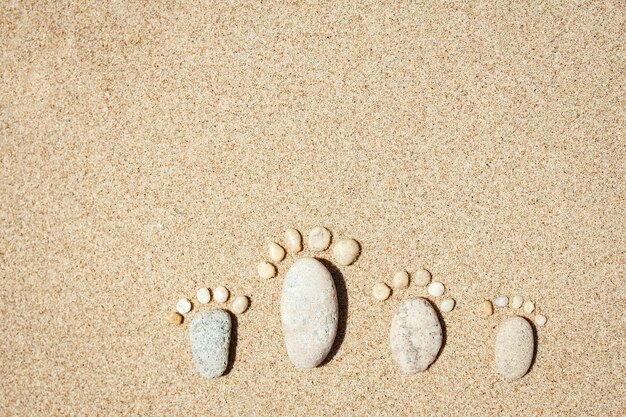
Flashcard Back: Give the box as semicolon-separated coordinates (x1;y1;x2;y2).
1;1;624;415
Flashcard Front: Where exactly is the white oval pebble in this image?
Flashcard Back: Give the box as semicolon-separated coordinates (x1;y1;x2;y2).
258;261;277;279
495;316;535;380
332;239;360;266
231;295;250;314
197;288;211;304
440;298;455;313
535;314;547;326
308;227;332;251
372;282;391;301
285;228;303;253
494;295;509;308
390;298;443;373
427;281;445;297
511;295;523;309
189;309;231;378
524;300;535;313
281;257;338;368
176;298;192;314
268;242;286;263
392;271;410;289
214;286;230;303
413;268;432;287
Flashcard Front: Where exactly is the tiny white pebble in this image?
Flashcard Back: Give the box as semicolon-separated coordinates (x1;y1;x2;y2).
268;242;286;263
176;298;192;314
332;239;361;265
392;271;410;289
524;301;535;314
284;228;303;253
214;286;230;303
427;281;445;297
308;226;332;251
535;314;547;326
258;261;277;279
413;268;432;286
197;288;211;304
511;295;523;309
494;295;509;308
231;295;250;314
372;282;391;301
440;298;455;313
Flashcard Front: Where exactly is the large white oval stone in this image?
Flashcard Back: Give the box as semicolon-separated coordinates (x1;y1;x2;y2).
189;309;231;378
390;298;443;373
495;316;535;380
280;257;338;368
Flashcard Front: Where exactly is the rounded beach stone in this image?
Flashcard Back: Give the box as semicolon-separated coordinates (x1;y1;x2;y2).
214;286;230;303
258;261;277;279
308;227;332;251
390;298;443;373
440;298;455;313
280;258;338;368
167;312;183;325
524;301;535;314
332;239;360;266
231;295;250;314
285;228;303;253
197;288;211;304
176;298;192;314
495;316;535;380
483;300;494;315
268;242;286;263
189;309;231;379
535;314;547;326
392;271;410;289
372;282;391;300
413;268;432;287
494;295;509;308
511;295;523;309
427;281;445;297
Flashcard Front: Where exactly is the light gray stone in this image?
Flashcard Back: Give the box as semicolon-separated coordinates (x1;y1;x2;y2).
280;257;338;368
495;316;535;380
189;309;231;379
390;298;443;373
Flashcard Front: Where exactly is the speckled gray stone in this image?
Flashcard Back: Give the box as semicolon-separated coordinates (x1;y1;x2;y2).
390;298;443;373
189;309;231;379
495;316;535;380
280;257;338;369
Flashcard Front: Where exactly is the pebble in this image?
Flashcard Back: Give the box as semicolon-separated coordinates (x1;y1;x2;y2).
332;239;360;266
495;316;535;380
197;288;211;304
535;314;547;326
214;286;230;303
494;295;509;308
176;298;192;314
483;300;494;316
390;298;443;373
392;271;410;289
189;309;231;379
427;281;445;297
280;257;338;368
167;312;183;325
308;227;331;251
511;295;523;309
231;295;250;314
258;261;277;279
524;301;535;313
285;228;303;253
440;298;455;313
413;268;432;287
372;282;391;301
268;242;286;263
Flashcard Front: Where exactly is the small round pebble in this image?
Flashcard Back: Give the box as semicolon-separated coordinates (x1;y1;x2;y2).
167;311;183;325
494;295;509;308
413;268;432;287
535;314;547;326
427;281;445;297
268;242;286;263
197;288;211;304
440;298;455;313
372;282;391;301
285;228;303;253
333;239;360;265
483;300;494;315
524;301;535;314
231;295;250;314
176;298;192;314
511;295;523;309
392;271;410;289
308;227;332;251
258;261;277;279
214;286;230;303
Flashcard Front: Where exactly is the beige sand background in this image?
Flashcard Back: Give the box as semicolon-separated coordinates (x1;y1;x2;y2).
1;1;625;415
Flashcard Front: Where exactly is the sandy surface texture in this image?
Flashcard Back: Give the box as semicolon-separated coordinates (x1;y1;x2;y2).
1;1;624;415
